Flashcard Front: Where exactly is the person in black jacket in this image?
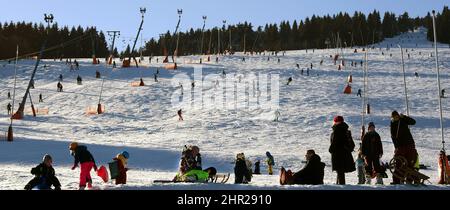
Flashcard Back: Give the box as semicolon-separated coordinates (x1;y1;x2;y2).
390;111;418;184
234;153;252;184
24;154;61;190
69;142;97;190
280;150;325;185
361;122;384;184
329;116;356;185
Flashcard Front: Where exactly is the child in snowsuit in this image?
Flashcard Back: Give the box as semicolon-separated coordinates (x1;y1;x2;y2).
25;154;61;190
266;151;275;175
234;153;252;184
69;142;97;190
113;151;129;185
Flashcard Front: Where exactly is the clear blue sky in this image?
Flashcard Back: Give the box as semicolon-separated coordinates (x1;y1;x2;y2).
1;0;448;50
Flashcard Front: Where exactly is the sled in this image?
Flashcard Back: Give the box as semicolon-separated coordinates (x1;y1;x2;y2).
153;173;230;184
108;160;119;180
86;105;105;115
389;156;430;185
131;81;145;87
164;63;177;70
96;165;109;183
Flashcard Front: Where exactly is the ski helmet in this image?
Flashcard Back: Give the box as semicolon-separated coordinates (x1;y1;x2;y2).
42;154;52;162
121;151;130;159
69;142;78;150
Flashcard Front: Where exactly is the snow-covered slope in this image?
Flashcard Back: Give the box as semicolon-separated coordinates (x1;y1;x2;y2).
0;27;449;190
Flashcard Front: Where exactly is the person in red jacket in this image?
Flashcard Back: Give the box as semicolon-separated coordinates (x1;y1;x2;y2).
113;151;129;185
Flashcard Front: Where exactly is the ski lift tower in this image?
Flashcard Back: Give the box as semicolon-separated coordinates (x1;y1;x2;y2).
122;7;146;68
107;31;120;65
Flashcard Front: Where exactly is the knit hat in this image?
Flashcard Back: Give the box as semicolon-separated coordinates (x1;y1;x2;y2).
368;122;375;128
333;116;344;123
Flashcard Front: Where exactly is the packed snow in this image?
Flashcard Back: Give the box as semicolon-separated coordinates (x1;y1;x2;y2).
0;27;449;190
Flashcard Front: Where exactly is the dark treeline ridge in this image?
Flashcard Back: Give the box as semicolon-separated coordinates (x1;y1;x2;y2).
0;6;448;60
0;22;114;60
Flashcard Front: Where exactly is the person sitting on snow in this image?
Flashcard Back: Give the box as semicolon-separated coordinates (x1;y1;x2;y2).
234;153;252;184
280;150;325;185
173;145;214;182
112;151;129;185
24;154;61;190
69;142;97;190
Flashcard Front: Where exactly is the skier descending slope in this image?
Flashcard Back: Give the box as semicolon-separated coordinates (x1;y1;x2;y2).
329;116;356;185
24;154;61;190
69;142;98;190
390;111;418;184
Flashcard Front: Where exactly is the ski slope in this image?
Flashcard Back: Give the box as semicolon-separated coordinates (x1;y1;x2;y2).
0;27;450;190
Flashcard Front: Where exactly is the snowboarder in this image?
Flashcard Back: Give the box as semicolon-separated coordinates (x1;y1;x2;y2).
76;75;82;85
39;93;43;103
266;151;275;175
357;89;362;98
24;154;61;190
57;82;63;92
69;142;97;190
7;91;11;99
59;74;63;82
234;153;252;184
7;102;12;115
279;150;325;185
178;109;183;121
361;122;384;185
329;116;356;185
390;111;418;184
112;151;129;185
287;77;293;85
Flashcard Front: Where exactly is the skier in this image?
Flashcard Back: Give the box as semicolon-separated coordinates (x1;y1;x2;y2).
287;77;293;85
279;150;325;185
39;93;43;103
266;151;275;175
59;74;63;82
112;151;129;185
234;153;252;184
57;82;63;92
361;122;384;184
178;109;184;121
7;102;12;115
77;75;82;85
24;154;61;190
357;89;362;98
69;142;98;190
329;116;356;185
7;91;11;99
390;111;418;184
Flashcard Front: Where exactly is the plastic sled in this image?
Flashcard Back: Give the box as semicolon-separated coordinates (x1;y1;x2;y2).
108;160;119;179
97;165;109;183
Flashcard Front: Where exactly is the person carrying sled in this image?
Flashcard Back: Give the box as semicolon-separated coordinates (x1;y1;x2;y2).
7;102;12;115
280;150;325;185
266;151;275;175
361;122;384;184
234;153;252;184
69;142;98;190
112;151;129;185
390;111;418;184
329;116;356;185
24;154;61;190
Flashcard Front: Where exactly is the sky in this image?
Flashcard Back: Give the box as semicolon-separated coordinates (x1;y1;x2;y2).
0;0;448;50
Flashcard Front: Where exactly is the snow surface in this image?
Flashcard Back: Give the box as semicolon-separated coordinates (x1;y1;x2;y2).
1;27;450;190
